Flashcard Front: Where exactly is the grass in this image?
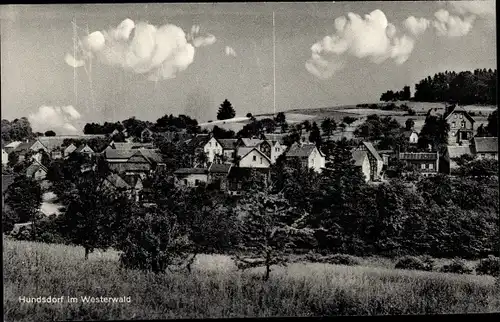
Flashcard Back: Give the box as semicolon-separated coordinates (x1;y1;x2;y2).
4;239;500;320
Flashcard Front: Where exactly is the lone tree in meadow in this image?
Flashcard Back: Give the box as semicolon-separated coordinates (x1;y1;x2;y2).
217;99;236;120
44;130;56;136
233;184;316;281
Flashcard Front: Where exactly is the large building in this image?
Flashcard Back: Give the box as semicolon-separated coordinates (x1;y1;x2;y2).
428;105;476;146
285;143;325;173
398;152;440;177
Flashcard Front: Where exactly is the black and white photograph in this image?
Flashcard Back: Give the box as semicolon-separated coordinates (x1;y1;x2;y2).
1;1;499;320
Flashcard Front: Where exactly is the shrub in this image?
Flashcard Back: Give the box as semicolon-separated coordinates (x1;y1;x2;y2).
395;255;433;271
305;253;360;266
407;109;416;116
440;258;473;275
476;255;500;277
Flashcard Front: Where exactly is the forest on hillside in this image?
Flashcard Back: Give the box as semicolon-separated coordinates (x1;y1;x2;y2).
380;69;497;105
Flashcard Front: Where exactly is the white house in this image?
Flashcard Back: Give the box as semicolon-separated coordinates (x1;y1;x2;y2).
352;150;371;182
237;147;271;168
270;140;287;163
173;168;209;187
64;143;77;157
75;144;94;154
4;141;22;153
2;148;8;166
285;143;325;173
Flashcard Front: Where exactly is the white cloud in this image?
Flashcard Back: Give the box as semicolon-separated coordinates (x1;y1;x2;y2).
433;9;475;37
306;9;416;79
28;105;82;134
64;53;85;68
448;0;495;18
65;19;216;81
225;46;237;57
404;16;430;36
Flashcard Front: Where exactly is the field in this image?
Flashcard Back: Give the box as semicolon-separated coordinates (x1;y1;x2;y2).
4;239;500;320
200;102;495;134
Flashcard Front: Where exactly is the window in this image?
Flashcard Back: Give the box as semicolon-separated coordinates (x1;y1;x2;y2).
429;163;434;170
461;121;466;128
421;163;426;169
253;155;256;161
183;179;188;185
209;142;211;147
195;179;200;186
459;114;463;119
260;157;263;164
454;114;457;118
452;122;456;128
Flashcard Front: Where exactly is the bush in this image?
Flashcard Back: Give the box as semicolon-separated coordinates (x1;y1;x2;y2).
395;255;433;271
9;216;69;245
440;258;473;275
476;255;500;277
407;109;416;116
246;113;253;118
305;253;360;266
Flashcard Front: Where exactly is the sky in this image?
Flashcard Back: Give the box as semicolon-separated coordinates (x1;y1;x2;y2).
0;1;496;134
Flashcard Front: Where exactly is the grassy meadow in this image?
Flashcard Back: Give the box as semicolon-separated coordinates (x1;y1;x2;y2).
4;239;500;320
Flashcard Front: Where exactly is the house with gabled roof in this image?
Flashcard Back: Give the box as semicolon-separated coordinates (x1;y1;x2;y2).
105;148;165;177
285;143;325;173
12;140;37;163
398;152;439;177
203;137;238;163
25;160;48;180
64;143;77;158
75;144;94;154
140;127;154;142
472;137;498;160
440;104;475;146
173;168;209;187
351;150;371;182
185;133;210;156
237;147;272;168
4;141;22;153
353;142;384;181
208;163;232;190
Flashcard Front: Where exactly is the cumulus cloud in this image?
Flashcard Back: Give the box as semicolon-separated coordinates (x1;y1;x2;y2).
65;19;216;81
306;10;415;79
225;46;237;57
433;9;475;37
448;0;495;18
28;105;82;134
404;16;430;36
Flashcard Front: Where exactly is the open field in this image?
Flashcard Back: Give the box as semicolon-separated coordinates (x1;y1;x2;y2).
4;239;499;320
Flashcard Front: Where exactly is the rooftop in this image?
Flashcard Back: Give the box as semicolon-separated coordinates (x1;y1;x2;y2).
217;139;238;149
174;168;208;175
473;137;498;153
209;163;232;173
399;152;438;160
352;150;368;167
286;143;318;158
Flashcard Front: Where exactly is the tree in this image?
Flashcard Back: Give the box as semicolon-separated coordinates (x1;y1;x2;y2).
402;86;411;100
343;116;357;125
302;120;311;132
212;125;235;139
111;132;126;143
321;118;336;140
246;113;253;118
309;122;322;147
275;112;286;125
486;109;498;137
476;124;488;137
217;99;236;120
58;172;128;259
233;185;316;280
7;151;19;168
4;175;43;236
405;118;415;130
44;130;56;136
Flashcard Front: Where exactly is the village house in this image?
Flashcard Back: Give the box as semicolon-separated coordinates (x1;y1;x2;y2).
207;163;232;190
398;152;439;177
25;160;48;180
401;130;419;144
2;147;8;166
104;148;164;178
351;150;371;182
235;137;285;164
443;145;473;174
203;137;238;163
173;168;209;187
107;141;155;150
285;142;325;173
74;144;95;155
184;134;210;156
352;142;384;181
237;147;272;168
12;140;37;163
64;143;78;157
103;173;143;202
428;105;475;146
4;141;22;153
472;137;498;160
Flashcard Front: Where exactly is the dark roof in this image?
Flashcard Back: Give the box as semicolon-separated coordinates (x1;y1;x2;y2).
108;162;151;173
136;149;164;163
110;142;154;150
362;142;383;161
399;152;438;160
185;134;210;149
209;163;232;173
217;139;238;149
2;175;15;193
105;173;131;189
352;150;368;167
444;105;475;123
13;141;35;154
239;138;263;147
174;168;208;175
104;149;136;160
75;144;94;153
264;133;286;144
26;161;48;177
446;145;472;159
473;137;498;153
286;143;319;158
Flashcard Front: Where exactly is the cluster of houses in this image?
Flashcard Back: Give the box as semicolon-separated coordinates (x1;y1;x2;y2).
1;104;498;203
